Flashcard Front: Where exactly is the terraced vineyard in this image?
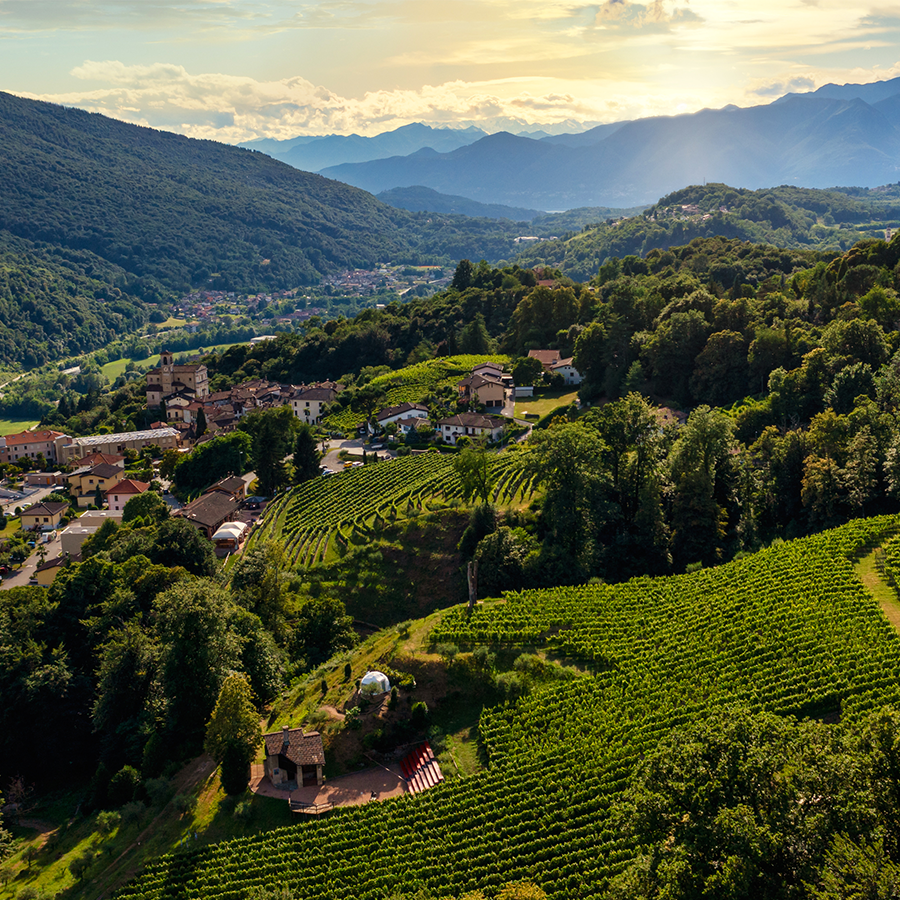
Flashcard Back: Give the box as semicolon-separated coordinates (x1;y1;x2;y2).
117;516;900;900
323;354;510;432
247;451;535;566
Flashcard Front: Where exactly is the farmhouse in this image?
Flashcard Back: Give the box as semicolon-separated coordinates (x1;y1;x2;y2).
263;726;325;788
176;489;242;539
437;413;506;446
527;350;582;385
373;402;429;434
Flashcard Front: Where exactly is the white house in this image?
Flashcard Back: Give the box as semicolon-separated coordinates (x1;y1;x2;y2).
437;413;506;446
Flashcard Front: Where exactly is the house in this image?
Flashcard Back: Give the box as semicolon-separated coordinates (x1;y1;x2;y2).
373;402;429;433
527;350;582;385
146;350;209;408
176;490;242;539
263;726;325;787
33;553;79;587
0;429;69;465
60;428;179;464
287;384;339;425
67;463;126;507
437;413;507;446
106;479;150;513
20;502;69;531
457;373;506;409
204;475;247;501
550;357;582;386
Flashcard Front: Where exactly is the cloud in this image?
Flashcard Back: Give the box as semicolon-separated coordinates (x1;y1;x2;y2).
26;61;621;141
751;75;817;97
592;0;701;29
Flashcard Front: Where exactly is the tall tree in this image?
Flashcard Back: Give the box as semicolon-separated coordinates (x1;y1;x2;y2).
240;406;298;497
204;674;262;795
153;579;241;755
292;425;320;484
453;442;496;506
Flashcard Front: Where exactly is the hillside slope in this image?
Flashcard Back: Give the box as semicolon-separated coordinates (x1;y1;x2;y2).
110;516;900;900
0;91;420;293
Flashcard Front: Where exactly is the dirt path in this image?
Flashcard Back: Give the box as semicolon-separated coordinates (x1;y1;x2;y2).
854;548;900;633
16;819;58;849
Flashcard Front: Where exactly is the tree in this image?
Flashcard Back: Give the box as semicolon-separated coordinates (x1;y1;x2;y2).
526;423;610;571
511;355;544;388
172;431;252;495
122;491;169;525
204;674;262;795
240;406;298;496
458;312;494;355
668;406;735;567
154;579;241;754
451;258;474;291
194;406;207;439
150;517;217;576
453;442;496;505
292;425;320;484
291;596;358;669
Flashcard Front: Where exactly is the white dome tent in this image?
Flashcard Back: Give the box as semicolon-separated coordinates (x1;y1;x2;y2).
359;670;391;696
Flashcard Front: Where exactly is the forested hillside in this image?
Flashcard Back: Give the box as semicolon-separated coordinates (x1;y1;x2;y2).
0;92;536;299
0;233;146;366
515;183;900;280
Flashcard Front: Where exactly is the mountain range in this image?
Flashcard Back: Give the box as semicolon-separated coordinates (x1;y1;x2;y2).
239;123;487;173
240;79;900;210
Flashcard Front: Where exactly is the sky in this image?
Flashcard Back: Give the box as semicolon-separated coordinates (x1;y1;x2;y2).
1;0;900;143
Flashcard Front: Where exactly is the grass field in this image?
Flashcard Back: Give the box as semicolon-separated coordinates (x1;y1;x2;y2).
514;388;579;418
0;417;39;435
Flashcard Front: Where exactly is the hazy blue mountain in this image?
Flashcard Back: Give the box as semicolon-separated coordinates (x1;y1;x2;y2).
539;121;628;147
322;91;900;208
239;134;323;155
377;185;542;220
778;76;900;105
242;123;487;173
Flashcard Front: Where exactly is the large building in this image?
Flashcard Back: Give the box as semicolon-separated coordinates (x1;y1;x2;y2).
0;429;69;464
60;428;179;464
146;350;209;408
288;383;339;425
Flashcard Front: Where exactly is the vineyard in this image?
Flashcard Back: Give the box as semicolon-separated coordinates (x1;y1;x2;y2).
246;451;535;567
116;515;900;900
323;355;509;432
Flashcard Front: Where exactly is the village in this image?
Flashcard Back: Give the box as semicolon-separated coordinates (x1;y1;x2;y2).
0;347;582;592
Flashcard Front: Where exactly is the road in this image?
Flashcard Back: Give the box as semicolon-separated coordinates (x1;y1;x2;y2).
3;529;63;589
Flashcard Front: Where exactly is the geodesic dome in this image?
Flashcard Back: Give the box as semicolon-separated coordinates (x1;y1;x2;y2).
360;670;391;695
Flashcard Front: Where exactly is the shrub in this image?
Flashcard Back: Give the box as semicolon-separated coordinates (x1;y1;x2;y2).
173;793;197;816
410;701;429;729
144;776;173;807
120;801;145;825
96;809;121;835
107;765;142;808
233;799;253;822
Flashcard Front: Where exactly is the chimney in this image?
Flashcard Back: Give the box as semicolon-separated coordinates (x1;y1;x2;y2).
282;725;290;748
